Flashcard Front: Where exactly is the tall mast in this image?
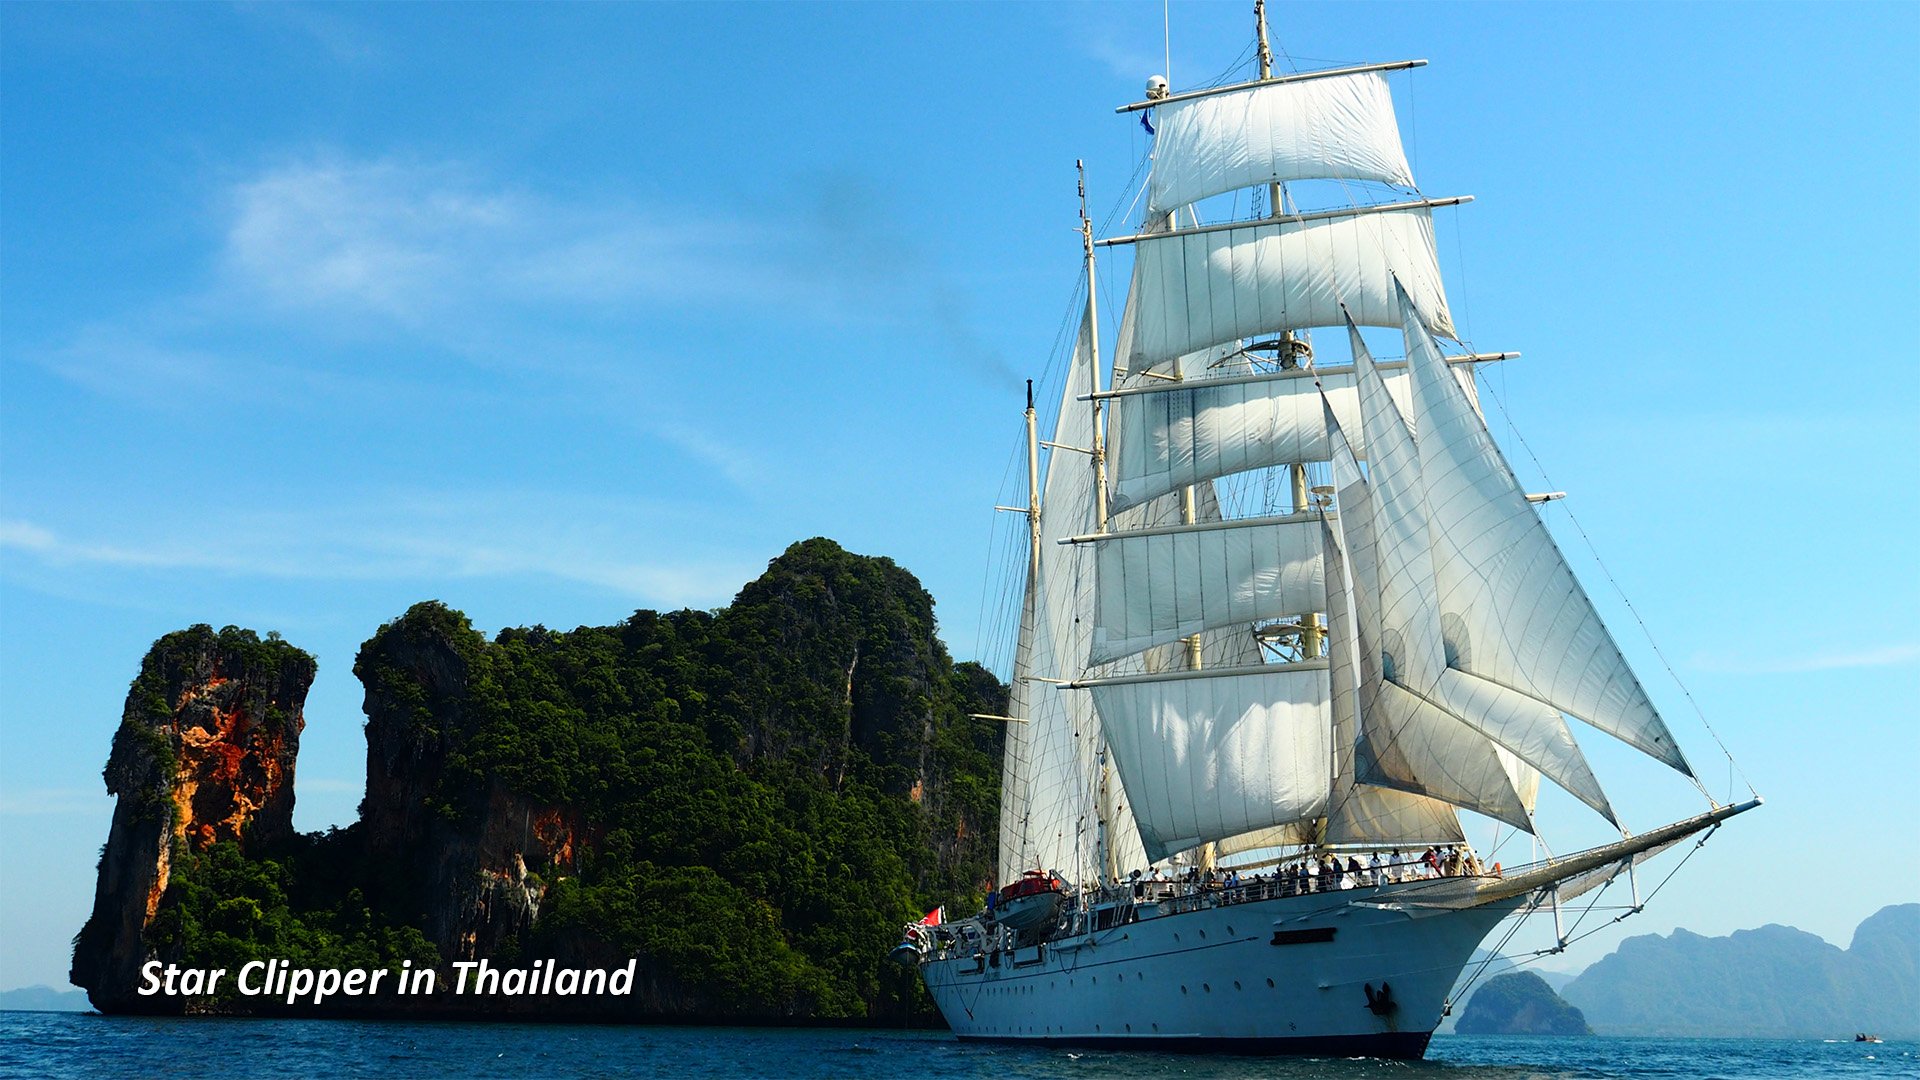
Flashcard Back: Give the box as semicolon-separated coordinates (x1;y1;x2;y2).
1025;380;1041;587
1255;0;1324;661
1079;161;1111;534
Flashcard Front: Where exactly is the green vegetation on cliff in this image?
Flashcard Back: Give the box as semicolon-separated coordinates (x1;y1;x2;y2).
134;539;1004;1021
146;837;440;1006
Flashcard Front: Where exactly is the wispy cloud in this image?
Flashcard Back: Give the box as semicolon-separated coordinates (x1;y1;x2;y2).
1;496;758;611
232;2;383;66
219;157;779;324
1077;20;1170;82
26;153;776;491
1691;642;1920;675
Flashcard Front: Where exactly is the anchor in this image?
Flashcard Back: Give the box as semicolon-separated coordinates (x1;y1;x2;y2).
1363;981;1398;1017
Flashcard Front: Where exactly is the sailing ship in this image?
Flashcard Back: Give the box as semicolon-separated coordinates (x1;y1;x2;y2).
900;6;1759;1058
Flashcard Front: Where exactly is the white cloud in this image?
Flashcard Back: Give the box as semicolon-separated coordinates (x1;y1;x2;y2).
218;157;782;323
0;498;758;611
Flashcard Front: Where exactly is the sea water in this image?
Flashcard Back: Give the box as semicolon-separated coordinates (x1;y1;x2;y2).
1;1011;1911;1078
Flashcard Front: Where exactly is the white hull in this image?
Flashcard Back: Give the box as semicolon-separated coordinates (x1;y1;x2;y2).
920;883;1523;1057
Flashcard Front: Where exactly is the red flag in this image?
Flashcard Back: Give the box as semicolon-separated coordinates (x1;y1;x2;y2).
919;905;944;926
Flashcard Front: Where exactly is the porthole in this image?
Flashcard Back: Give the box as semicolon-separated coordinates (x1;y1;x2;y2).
1234;980;1242;991
1267;977;1275;988
1181;985;1189;994
1203;983;1211;993
1228;925;1235;934
1199;929;1207;939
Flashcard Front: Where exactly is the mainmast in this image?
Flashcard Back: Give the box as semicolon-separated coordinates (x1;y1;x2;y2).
1079;160;1119;886
1255;0;1324;662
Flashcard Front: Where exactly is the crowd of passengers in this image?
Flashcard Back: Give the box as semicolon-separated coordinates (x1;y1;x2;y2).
1120;845;1498;902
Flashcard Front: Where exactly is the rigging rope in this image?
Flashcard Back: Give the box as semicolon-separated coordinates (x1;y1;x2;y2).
1475;377;1760;805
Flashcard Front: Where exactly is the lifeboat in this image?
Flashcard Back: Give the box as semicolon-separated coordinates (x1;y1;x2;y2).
995;870;1069;932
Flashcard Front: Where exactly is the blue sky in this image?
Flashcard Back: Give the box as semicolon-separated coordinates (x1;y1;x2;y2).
2;2;1915;990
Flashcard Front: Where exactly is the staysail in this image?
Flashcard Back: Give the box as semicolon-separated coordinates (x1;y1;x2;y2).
1400;288;1693;776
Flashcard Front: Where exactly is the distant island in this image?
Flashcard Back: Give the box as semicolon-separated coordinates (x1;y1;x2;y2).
1560;903;1919;1039
69;539;1004;1023
1455;972;1591;1035
0;985;90;1013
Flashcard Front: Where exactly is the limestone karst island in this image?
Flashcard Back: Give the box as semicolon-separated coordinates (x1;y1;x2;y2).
72;539;1004;1022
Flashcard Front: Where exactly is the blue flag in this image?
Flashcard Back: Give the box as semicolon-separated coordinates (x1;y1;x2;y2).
1141;108;1155;135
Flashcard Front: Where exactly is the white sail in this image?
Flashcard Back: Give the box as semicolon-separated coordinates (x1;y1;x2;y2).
1086;515;1325;664
1108;367;1414;513
1000;311;1149;884
1433;668;1612;825
1128;207;1453;374
1089;666;1332;862
1213;822;1322;857
1147;72;1415;214
1401;290;1693;775
1329;395;1530;831
1347;317;1618;823
1349;322;1447;688
1322;512;1466;846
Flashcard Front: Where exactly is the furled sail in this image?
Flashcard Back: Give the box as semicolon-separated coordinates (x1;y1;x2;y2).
1107;366;1412;513
1088;665;1332;862
1127;206;1453;374
1084;514;1325;664
1147;72;1415;214
1401;290;1693;775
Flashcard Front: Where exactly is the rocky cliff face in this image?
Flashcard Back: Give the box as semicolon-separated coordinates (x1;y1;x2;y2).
353;602;584;964
70;625;315;1013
